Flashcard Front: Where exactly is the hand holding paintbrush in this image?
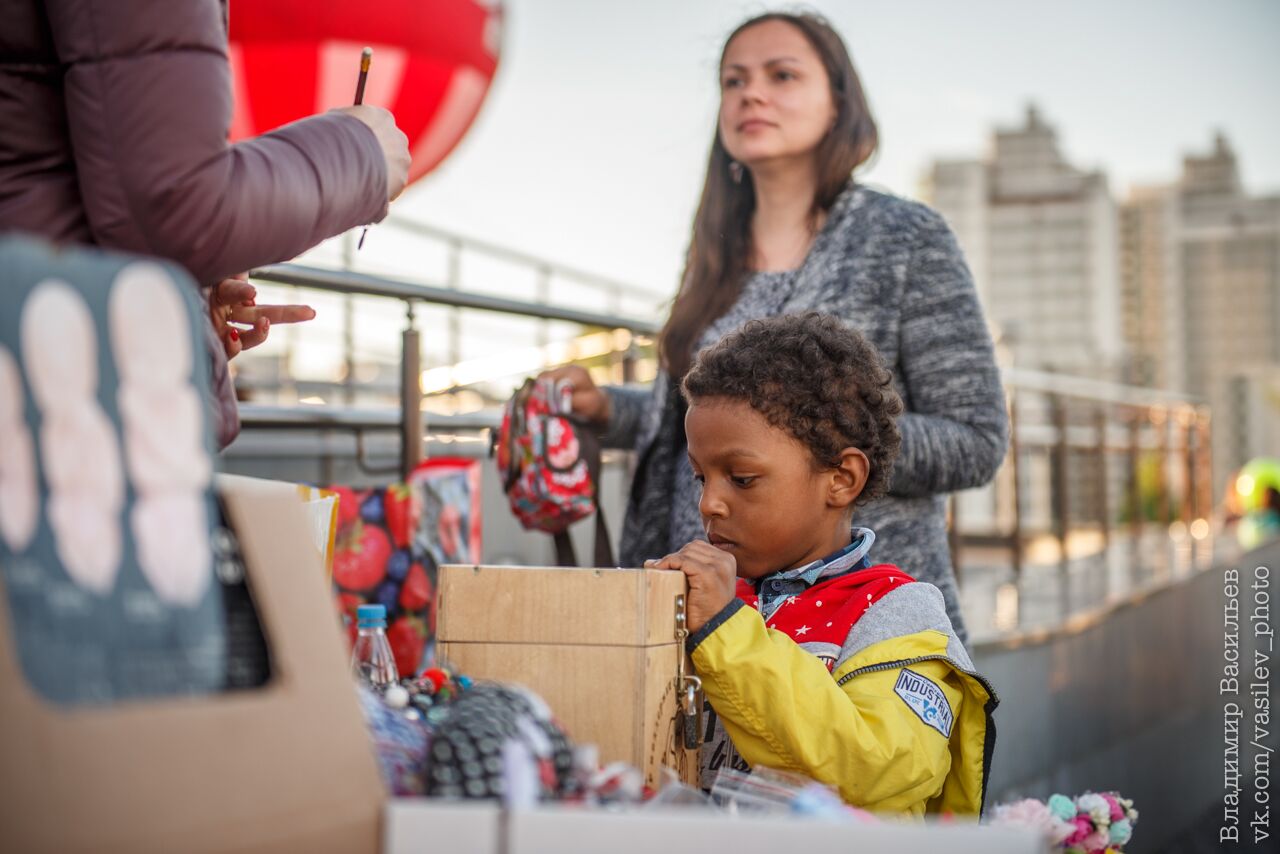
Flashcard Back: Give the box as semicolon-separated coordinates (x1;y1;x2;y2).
335;47;411;226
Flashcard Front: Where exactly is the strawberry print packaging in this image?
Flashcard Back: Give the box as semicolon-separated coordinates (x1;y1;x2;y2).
329;484;433;679
408;457;482;568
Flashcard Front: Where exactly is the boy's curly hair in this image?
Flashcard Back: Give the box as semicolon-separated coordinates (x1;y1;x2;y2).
681;312;903;505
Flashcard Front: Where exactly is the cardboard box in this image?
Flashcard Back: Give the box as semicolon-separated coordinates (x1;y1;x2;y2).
436;565;698;789
0;475;386;853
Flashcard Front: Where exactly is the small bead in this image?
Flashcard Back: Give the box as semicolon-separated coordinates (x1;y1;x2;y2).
384;684;410;709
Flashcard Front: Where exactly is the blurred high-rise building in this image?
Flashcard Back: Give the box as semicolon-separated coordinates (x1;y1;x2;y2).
925;105;1122;380
923;106;1123;535
1119;134;1280;487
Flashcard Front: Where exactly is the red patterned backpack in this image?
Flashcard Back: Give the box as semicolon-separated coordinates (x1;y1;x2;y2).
493;377;614;567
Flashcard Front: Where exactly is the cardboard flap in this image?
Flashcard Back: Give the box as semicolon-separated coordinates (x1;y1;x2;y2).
436;565;688;647
0;475;385;853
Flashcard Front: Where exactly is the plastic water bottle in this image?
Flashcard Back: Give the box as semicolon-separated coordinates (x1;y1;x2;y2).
351;604;398;688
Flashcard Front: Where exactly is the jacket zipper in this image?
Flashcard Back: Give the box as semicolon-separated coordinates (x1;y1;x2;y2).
836;654;1001;705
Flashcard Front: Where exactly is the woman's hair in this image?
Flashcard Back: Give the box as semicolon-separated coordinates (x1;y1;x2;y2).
658;11;878;378
681;313;903;506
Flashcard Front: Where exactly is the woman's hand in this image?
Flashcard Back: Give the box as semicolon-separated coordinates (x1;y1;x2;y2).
645;540;737;633
538;365;611;426
209;274;316;360
333;105;411;202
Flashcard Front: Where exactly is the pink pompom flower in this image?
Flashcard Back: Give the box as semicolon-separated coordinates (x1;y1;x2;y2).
990;798;1074;845
1081;827;1110;852
1065;815;1095;847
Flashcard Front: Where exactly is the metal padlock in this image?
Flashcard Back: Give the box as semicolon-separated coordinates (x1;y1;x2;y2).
673;595;702;752
681;676;702;750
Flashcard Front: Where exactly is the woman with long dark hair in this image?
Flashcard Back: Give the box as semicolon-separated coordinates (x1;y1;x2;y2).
546;11;1007;646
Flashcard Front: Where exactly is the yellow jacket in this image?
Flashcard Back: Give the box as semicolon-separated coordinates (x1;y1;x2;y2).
689;578;997;819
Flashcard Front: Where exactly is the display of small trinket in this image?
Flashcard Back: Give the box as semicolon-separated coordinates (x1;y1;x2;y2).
379;666;474;724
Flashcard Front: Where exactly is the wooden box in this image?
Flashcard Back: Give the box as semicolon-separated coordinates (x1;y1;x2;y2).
436;565;698;789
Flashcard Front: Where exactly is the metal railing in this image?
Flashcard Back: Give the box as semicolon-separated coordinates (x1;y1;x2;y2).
989;367;1211;579
248;261;659;479
380;215;666;316
253;263;662;334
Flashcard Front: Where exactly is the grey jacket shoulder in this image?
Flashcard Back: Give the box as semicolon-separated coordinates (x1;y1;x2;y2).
780;184;964;315
844;185;948;229
835;581;976;675
827;185;953;250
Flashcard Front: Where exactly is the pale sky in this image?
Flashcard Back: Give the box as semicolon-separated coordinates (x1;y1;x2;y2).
275;0;1280;384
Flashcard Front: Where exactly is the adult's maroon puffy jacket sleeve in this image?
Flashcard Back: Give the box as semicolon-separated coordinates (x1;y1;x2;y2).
42;0;389;286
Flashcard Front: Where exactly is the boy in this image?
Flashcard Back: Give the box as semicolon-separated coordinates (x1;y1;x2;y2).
646;313;998;818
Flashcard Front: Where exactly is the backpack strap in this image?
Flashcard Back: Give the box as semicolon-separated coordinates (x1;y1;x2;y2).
553;422;615;568
553;514;613;568
553;530;577;567
592;506;614;568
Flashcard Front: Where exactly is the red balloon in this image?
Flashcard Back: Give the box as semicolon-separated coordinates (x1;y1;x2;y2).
229;1;503;186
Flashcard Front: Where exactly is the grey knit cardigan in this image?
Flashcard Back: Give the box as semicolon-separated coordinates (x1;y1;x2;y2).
600;183;1008;645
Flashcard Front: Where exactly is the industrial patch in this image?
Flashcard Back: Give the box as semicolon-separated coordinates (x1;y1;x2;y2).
893;668;953;738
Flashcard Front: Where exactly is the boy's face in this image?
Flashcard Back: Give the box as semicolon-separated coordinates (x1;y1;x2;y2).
685;397;863;580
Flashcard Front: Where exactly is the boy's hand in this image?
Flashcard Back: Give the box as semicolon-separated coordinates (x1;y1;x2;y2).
645;540;737;633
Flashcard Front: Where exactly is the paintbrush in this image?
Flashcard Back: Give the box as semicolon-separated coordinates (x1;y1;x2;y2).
355;46;372;250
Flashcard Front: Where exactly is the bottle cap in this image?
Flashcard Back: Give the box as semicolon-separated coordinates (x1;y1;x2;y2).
356;604;387;626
